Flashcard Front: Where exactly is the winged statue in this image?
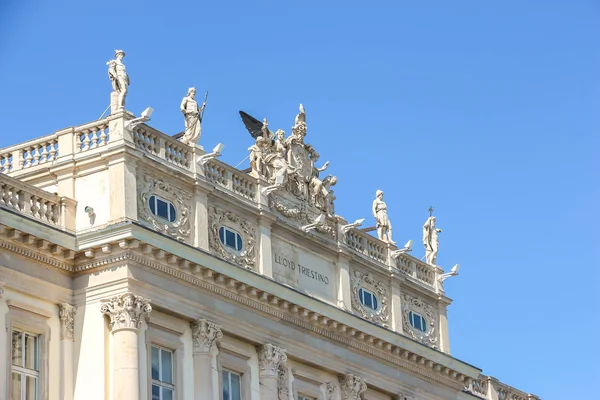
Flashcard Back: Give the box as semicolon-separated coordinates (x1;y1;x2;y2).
239;111;273;140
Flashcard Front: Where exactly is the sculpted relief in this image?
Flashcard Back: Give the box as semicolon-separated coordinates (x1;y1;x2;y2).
402;294;438;348
351;270;390;327
138;170;191;241
208;205;257;270
241;105;337;217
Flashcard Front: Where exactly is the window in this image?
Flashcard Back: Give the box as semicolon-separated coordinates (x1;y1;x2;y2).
222;369;242;400
11;329;39;400
218;227;243;252
358;287;378;310
408;311;427;332
149;195;177;223
151;345;174;400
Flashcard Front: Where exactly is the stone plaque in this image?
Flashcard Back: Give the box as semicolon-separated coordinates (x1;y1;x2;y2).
272;240;337;304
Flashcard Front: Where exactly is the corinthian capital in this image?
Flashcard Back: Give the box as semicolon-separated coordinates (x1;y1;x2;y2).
191;319;223;353
58;303;76;341
340;374;367;400
258;343;287;377
100;292;152;332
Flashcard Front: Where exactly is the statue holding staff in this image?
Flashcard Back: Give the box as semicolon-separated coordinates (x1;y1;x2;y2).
180;87;207;146
372;190;393;243
423;209;442;266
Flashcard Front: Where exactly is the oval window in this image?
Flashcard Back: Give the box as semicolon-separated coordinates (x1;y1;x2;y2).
358;287;378;311
148;195;177;223
218;226;243;252
408;311;427;332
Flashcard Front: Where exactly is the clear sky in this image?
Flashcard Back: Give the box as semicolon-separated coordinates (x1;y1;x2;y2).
1;1;599;398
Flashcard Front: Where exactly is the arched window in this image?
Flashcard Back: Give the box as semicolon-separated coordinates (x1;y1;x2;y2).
149;195;177;223
358;287;378;311
218;226;243;252
408;311;427;332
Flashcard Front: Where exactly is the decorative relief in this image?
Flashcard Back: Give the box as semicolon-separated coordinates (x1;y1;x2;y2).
138;171;192;241
351;270;389;327
58;303;76;341
401;294;438;348
190;318;222;353
100;292;152;331
340;374;367;400
208;206;257;269
258;343;287;377
397;393;416;400
268;194;337;239
323;382;336;400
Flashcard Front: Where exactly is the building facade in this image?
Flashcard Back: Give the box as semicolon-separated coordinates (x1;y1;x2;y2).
0;55;539;400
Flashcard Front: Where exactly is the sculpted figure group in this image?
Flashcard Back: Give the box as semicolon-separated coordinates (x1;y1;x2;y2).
245;105;338;216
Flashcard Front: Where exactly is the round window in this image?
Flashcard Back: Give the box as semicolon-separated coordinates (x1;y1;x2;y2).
148;195;176;223
358;287;378;311
408;311;427;332
218;226;243;252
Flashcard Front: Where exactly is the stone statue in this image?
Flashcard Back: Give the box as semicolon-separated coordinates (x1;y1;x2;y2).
372;190;393;243
423;216;442;266
180;87;206;146
107;49;129;110
248;136;268;175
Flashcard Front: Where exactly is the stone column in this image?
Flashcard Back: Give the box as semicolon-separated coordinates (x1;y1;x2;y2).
257;343;287;400
191;319;222;400
58;303;76;400
100;292;152;400
339;374;367;400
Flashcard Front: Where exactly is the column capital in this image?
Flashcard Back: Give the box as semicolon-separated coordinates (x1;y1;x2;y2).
340;374;367;400
58;303;76;341
257;343;287;378
100;292;152;332
191;319;223;354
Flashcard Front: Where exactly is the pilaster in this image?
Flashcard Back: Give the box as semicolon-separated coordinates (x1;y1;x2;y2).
100;292;152;400
391;283;404;333
107;154;138;222
437;299;451;354
258;343;287;400
193;185;210;251
257;217;274;277
191;319;222;400
58;303;76;400
336;252;352;311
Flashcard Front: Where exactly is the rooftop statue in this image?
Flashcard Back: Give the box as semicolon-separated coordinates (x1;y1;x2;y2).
423;210;442;266
106;49;129;110
372;190;394;244
239;105;337;216
180;87;206;147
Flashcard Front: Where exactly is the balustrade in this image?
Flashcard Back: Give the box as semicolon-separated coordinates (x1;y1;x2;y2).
76;121;110;152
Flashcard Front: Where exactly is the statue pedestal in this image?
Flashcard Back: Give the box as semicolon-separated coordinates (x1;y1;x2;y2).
110;91;120;114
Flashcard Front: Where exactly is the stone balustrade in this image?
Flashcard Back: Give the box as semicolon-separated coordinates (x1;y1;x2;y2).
0;173;76;231
465;375;540;400
345;228;388;265
75;119;110;152
204;159;258;201
393;254;437;288
0;133;59;173
133;124;192;170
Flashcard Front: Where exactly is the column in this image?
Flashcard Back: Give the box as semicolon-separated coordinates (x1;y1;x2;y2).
390;285;403;333
339;374;367;400
257;219;274;277
100;292;152;400
257;343;287;400
437;301;451;353
191;319;222;400
58;303;76;400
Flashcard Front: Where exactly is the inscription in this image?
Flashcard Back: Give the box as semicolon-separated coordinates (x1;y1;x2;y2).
274;254;330;285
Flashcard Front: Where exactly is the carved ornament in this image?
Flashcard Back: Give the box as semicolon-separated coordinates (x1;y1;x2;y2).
58;303;76;340
191;318;223;353
351;270;389;327
100;292;152;332
340;374;367;400
402;294;438;348
323;382;336;400
258;343;287;377
268;194;337;239
277;364;289;400
208;206;256;269
138;171;192;241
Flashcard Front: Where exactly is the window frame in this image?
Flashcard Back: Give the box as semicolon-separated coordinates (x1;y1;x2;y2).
408;311;427;333
358;287;379;311
11;328;40;400
221;368;242;400
145;321;185;400
148;195;177;223
151;344;175;400
4;300;51;400
218;226;244;253
218;339;256;400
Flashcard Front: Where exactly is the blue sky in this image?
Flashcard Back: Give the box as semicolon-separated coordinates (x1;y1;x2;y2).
1;1;599;398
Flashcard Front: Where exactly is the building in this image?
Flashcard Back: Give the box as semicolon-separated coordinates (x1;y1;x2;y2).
0;51;540;400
